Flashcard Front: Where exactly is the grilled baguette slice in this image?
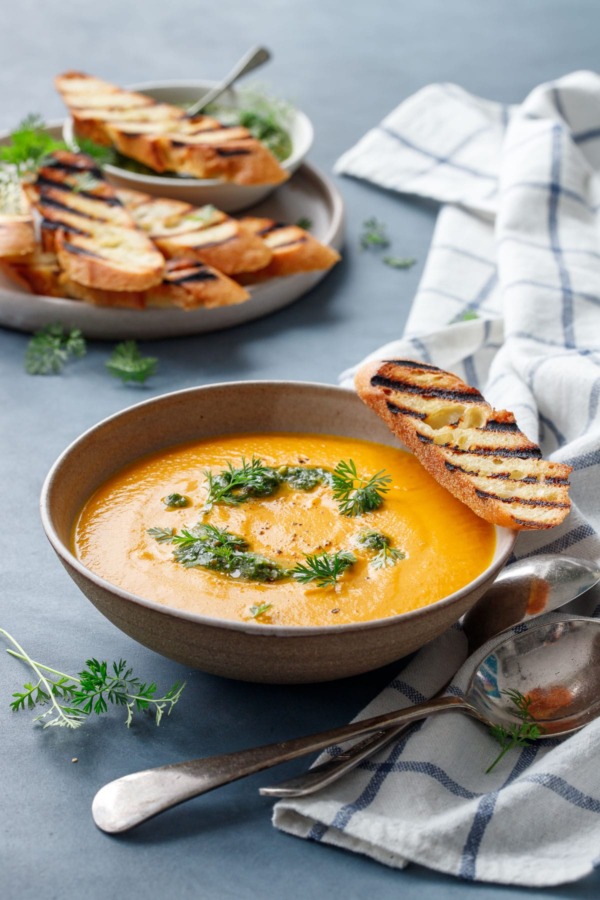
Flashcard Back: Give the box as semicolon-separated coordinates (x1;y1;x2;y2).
235;217;340;282
118;189;272;274
26;151;165;291
56;71;288;186
146;259;249;310
355;358;572;530
0;248;63;296
3;247;249;311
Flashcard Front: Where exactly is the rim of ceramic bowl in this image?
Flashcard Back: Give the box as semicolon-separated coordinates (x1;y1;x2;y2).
86;79;314;188
40;381;517;638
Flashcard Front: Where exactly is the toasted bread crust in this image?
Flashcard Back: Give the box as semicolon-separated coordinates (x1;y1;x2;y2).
355;358;572;530
56;71;289;186
235;217;340;282
119;190;272;274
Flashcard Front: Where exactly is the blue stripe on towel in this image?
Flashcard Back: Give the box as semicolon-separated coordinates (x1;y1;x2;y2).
548;126;576;348
516;523;599;558
378;125;497;182
459;744;539;879
522;773;600;813
389;679;427;705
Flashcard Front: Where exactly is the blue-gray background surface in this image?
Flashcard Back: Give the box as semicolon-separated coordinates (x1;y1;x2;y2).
1;2;598;897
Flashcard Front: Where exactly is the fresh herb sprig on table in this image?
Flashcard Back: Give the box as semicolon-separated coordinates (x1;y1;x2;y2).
360;217;390;250
332;459;391;517
290;550;356;588
24;324;87;375
383;256;417;270
360;217;417;271
1;628;185;729
106;341;157;384
486;689;545;773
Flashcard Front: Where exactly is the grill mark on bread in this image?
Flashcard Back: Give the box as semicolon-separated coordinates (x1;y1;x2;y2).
41;218;90;237
43;158;102;176
475;489;570;508
355;358;572;530
215;147;252;157
61;239;103;259
371;374;484;403
484;419;520;432
387;401;426;419
168;268;218;284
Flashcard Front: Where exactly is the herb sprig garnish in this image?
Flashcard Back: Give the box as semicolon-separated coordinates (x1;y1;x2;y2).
25;324;87;375
149;523;287;583
357;530;406;568
203;457;281;511
0;114;65;175
162;493;190;509
332;459;391;517
290;550;356;588
249;602;272;619
1;628;184;729
106;341;157;384
360;217;417;272
486;689;545;773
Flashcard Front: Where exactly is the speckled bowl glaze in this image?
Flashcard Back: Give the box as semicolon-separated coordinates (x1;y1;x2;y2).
40;382;516;683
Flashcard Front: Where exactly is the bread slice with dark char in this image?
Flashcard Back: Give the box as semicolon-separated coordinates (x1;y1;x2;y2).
234;217;340;283
55;71;289;186
117;188;272;274
355;358;572;530
26;151;165;291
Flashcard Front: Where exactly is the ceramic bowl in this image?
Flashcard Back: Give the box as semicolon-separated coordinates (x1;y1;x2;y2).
40;382;516;683
64;80;313;212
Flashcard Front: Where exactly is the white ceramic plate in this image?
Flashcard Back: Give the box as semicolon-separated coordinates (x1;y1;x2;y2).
0;129;344;340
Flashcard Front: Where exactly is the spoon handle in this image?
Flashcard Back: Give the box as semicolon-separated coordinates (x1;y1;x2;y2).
259;725;407;798
186;46;271;117
92;694;467;834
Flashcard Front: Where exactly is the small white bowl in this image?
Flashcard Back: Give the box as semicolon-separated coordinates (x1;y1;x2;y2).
64;80;314;213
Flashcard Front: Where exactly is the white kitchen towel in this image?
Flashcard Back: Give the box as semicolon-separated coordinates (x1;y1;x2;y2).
273;73;600;886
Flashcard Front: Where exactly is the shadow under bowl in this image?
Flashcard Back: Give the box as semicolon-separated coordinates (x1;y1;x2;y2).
41;381;516;683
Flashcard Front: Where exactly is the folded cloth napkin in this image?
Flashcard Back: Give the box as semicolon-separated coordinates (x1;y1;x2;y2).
273;72;600;886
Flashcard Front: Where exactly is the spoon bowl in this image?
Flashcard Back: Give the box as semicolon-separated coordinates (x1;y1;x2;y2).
468;617;600;737
262;553;600;797
92;615;600;834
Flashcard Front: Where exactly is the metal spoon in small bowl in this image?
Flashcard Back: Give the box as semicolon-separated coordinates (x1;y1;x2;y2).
92;614;600;834
261;554;600;798
186;46;271;118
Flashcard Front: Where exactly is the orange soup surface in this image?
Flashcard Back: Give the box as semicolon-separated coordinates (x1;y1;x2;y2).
73;433;496;626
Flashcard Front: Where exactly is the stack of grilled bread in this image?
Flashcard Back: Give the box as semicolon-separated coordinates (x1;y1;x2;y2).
355;358;572;530
55;71;288;186
0;150;340;310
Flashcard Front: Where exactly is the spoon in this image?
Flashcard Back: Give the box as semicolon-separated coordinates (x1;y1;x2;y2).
92;615;600;834
186;46;271;118
261;553;600;798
